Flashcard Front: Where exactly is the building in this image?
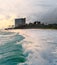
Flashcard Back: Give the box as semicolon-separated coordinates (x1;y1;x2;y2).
15;18;26;28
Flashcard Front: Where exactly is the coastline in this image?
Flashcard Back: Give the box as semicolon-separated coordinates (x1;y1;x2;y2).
5;27;57;31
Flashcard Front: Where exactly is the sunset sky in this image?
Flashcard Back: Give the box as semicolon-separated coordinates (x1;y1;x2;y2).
0;0;57;28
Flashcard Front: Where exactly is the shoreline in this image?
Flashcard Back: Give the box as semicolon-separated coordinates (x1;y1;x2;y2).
5;28;57;31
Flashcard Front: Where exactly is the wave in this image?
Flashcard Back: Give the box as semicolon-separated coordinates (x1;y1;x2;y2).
0;30;27;65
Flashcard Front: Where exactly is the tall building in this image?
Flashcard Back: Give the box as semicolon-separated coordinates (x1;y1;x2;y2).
15;18;26;28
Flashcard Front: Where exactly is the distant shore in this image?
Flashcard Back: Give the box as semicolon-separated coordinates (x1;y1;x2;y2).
14;22;57;30
5;21;57;30
5;27;57;30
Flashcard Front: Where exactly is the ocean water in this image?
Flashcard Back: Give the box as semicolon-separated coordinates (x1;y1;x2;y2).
0;29;57;65
0;30;27;65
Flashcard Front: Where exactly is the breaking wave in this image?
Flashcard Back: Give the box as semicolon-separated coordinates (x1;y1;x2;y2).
0;30;27;65
0;29;57;65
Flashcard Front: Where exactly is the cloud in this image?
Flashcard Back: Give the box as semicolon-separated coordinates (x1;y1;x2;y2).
41;7;57;24
0;0;57;24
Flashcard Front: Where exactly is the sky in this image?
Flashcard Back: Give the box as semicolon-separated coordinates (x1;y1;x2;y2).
0;0;57;28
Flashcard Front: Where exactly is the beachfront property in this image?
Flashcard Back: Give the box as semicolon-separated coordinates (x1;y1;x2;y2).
15;18;26;28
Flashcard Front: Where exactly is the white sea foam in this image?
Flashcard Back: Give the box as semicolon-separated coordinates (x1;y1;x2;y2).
17;29;57;65
0;29;57;65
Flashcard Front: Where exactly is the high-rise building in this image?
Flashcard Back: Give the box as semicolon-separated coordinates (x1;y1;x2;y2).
15;18;26;27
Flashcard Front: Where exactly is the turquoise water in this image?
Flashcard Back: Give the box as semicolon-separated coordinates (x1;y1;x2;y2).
0;30;27;65
0;29;57;65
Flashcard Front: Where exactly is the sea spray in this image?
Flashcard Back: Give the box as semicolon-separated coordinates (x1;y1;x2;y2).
0;30;27;65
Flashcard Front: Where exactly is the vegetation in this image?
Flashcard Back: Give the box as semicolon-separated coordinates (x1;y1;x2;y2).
14;21;57;29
